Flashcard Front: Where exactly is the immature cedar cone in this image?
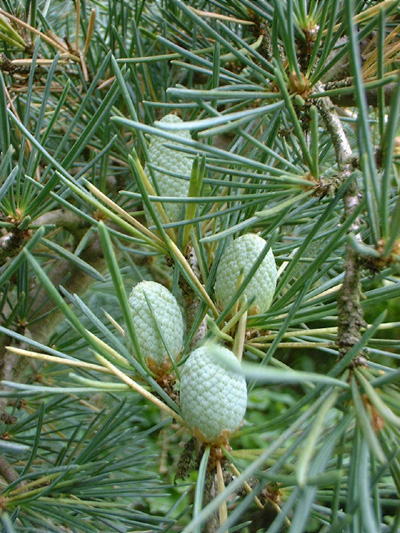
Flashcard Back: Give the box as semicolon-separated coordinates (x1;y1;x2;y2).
127;281;184;374
214;233;277;317
145;114;192;223
180;345;247;444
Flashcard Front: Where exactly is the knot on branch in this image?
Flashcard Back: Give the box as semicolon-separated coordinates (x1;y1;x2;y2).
0;224;31;265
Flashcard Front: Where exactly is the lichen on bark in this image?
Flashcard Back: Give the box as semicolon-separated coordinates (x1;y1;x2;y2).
316;88;366;360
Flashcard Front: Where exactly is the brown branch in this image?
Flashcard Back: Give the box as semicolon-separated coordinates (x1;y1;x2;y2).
34;209;91;238
204;470;219;533
179;245;208;350
30;232;107;340
0;454;19;484
0;209;90;267
0;229;108;389
314;91;354;177
315;88;365;359
325;79;398;107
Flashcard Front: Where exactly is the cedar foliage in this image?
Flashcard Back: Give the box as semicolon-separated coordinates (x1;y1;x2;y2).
0;0;400;531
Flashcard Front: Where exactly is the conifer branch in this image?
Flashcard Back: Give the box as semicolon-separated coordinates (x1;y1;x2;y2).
315;88;365;360
180;245;208;349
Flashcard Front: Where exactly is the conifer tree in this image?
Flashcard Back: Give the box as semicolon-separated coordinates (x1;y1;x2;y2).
0;0;399;531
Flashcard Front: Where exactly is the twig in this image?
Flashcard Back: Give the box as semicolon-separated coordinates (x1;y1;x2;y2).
0;454;19;484
34;209;91;236
315;88;365;359
204;470;219;533
180;245;208;349
314;88;354;193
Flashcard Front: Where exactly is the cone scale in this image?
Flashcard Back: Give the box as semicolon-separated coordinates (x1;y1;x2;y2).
180;345;247;444
214;233;277;317
127;281;184;375
145;114;192;223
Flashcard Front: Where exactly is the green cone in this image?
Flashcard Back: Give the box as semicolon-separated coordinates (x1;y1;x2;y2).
145;114;192;223
180;344;247;443
127;281;184;374
214;233;277;317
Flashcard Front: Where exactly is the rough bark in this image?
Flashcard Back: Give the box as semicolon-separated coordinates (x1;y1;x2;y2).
315;89;365;359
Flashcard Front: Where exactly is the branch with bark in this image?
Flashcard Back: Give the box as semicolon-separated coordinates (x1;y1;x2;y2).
180;245;208;350
315;90;365;359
